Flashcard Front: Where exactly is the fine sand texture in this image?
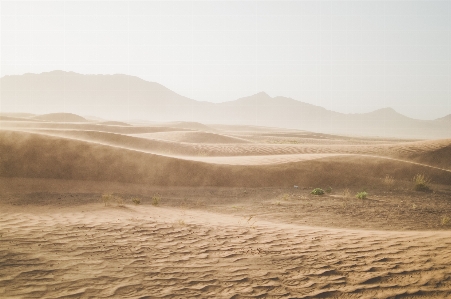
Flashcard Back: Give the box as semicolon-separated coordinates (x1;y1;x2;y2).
1;117;451;298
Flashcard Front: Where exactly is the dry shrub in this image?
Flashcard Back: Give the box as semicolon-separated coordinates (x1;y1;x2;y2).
413;174;431;192
132;197;141;205
100;193;113;206
383;175;395;188
117;197;125;207
100;193;126;207
342;188;351;198
281;193;290;201
152;195;161;206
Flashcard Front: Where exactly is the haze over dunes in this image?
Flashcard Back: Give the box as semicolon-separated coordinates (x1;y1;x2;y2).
2;71;450;139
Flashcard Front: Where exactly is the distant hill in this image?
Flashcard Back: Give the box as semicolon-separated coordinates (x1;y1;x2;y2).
0;71;198;121
32;113;87;122
436;114;451;123
1;71;450;138
98;121;131;126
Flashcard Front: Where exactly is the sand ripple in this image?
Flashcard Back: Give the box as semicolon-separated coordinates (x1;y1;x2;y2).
1;207;451;299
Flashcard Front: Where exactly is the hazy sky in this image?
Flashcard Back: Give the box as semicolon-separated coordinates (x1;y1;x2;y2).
1;1;450;120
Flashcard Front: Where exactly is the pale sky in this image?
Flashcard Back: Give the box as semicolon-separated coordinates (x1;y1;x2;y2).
1;1;450;120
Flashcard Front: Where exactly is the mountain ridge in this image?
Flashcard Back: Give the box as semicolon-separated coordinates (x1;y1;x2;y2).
1;71;449;139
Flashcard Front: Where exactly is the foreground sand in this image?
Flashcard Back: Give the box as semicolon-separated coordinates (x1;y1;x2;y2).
1;202;451;299
1;179;451;299
1;117;451;298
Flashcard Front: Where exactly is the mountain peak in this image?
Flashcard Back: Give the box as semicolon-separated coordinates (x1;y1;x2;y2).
368;107;400;116
254;91;270;97
436;114;451;122
240;91;272;100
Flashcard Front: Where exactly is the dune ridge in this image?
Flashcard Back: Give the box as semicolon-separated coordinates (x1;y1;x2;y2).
32;112;88;122
2;130;451;187
7;126;450;169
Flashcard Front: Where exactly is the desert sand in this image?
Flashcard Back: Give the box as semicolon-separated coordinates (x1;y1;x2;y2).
1;115;451;298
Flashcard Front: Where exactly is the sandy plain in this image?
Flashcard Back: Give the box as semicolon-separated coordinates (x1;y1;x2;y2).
1;114;451;298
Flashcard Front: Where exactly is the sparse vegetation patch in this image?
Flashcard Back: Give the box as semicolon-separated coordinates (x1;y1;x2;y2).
342;188;351;198
413;174;431;192
281;193;291;201
311;188;325;196
383;175;395;188
100;193;113;206
100;193;126;207
152;195;161;206
116;196;126;207
356;191;368;200
132;197;141;205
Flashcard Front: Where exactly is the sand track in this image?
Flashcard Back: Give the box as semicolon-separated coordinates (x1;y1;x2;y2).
1;206;451;299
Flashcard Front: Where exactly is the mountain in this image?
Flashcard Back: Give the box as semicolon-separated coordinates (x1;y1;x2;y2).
1;71;450;139
0;70;200;121
436;114;451;123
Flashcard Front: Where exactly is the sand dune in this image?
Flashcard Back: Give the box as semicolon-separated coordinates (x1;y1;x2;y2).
2;120;451;298
133;130;251;144
0;112;36;118
163;121;216;132
32;112;88;122
0;121;191;135
98;121;132;126
2;130;451;187
397;140;451;169
13;127;451;170
0;115;31;121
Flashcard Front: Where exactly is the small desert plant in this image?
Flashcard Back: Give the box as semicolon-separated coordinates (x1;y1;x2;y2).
383;175;395;188
413;174;431;192
100;193;113;206
441;216;450;226
131;197;141;205
281;193;290;201
325;186;332;193
151;195;161;206
342;188;351;198
311;188;325;196
198;149;209;156
115;196;126;207
356;191;368;199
